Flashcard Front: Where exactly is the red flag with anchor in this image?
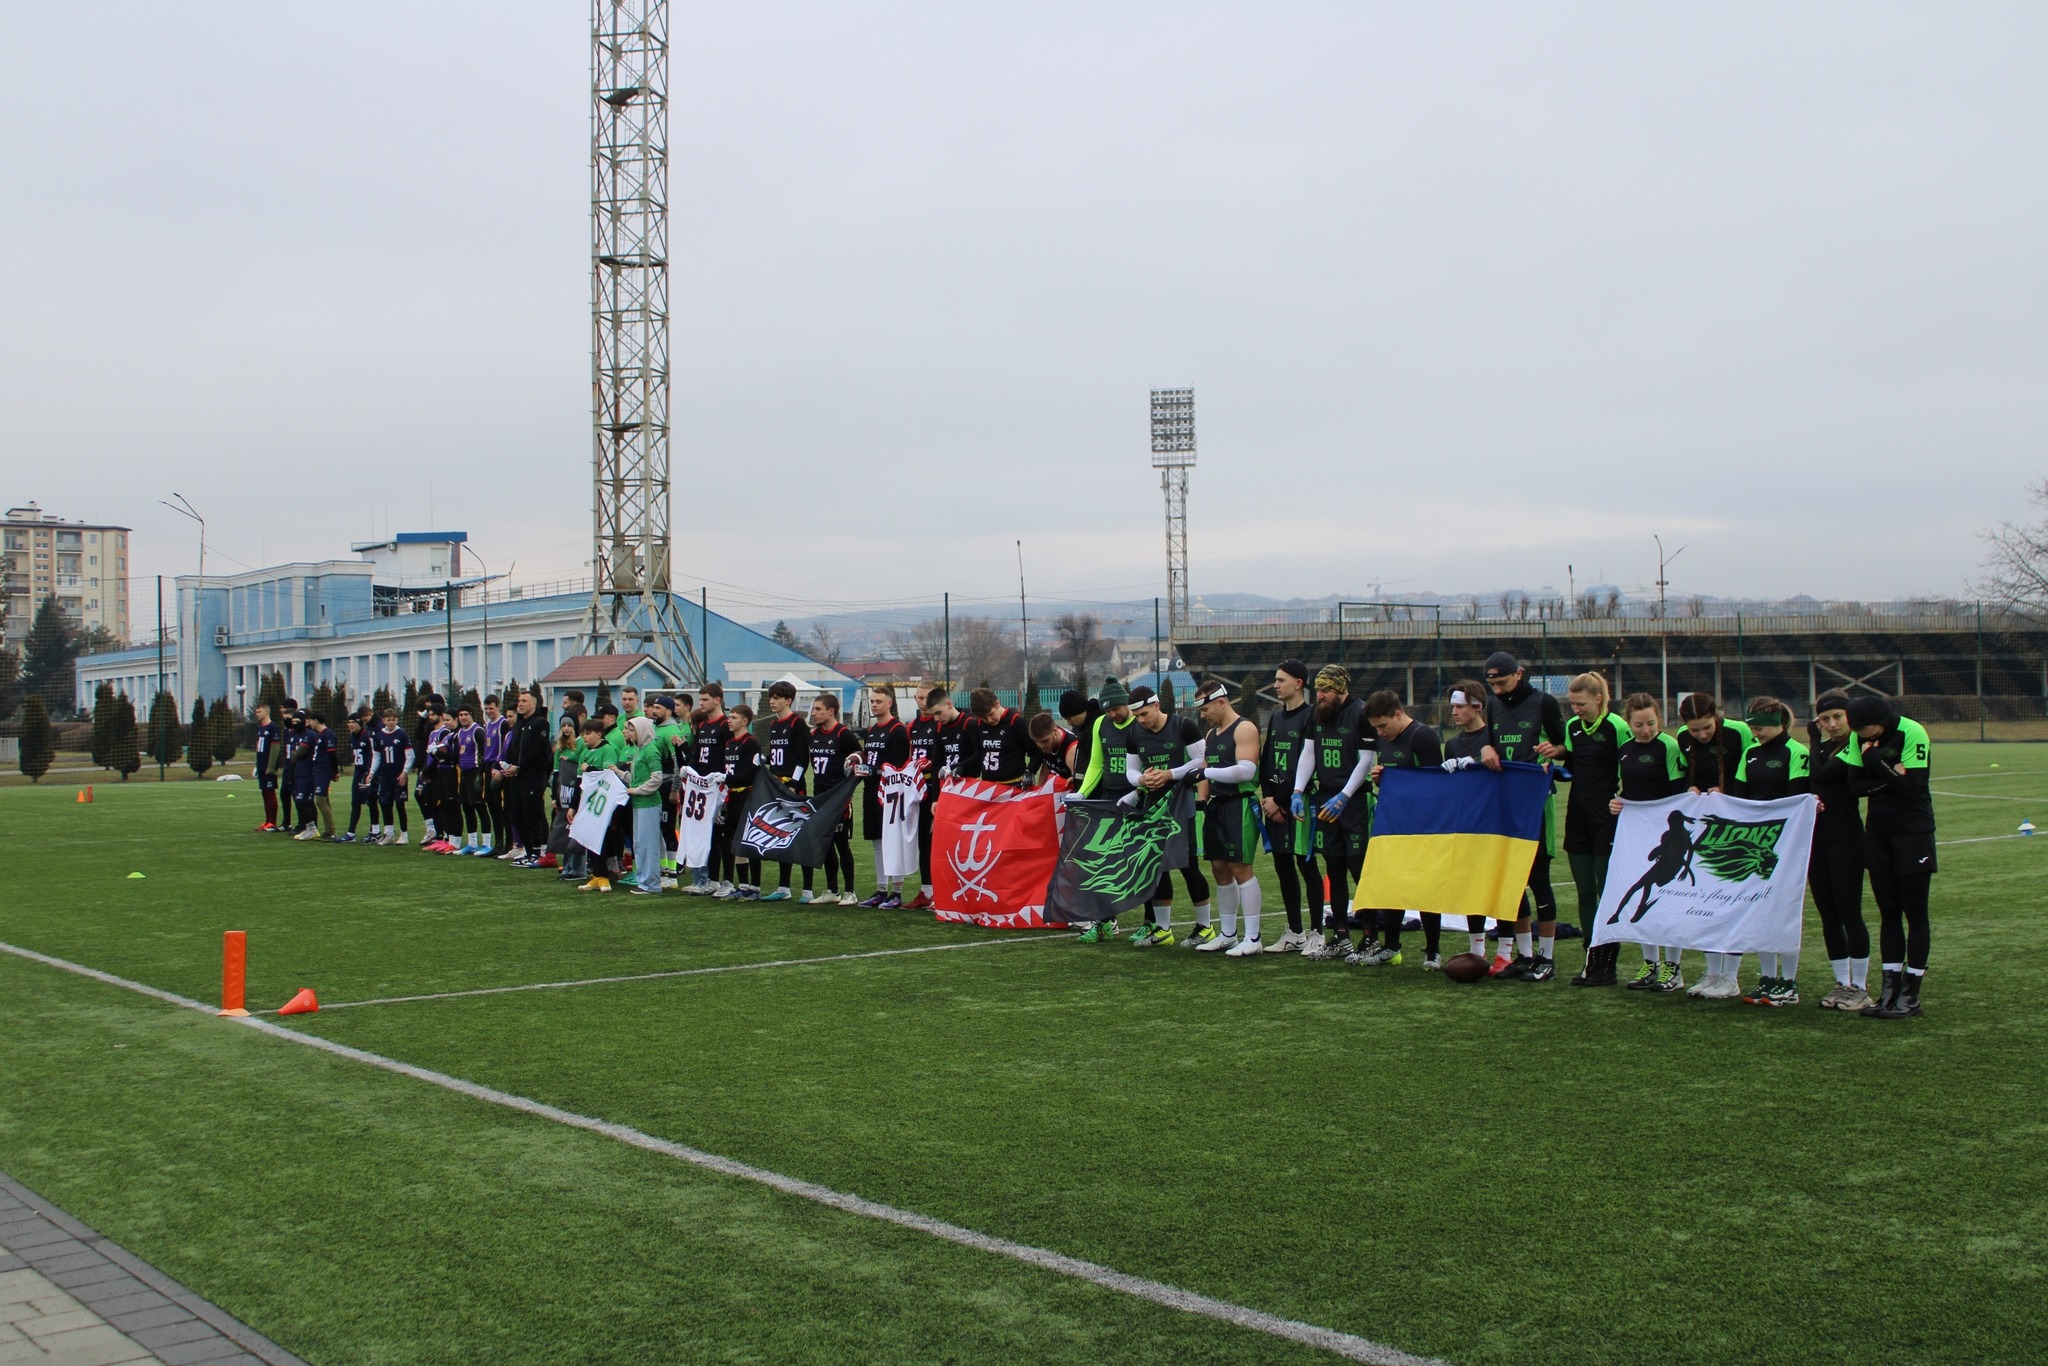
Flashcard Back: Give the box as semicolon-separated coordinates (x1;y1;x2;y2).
931;776;1067;928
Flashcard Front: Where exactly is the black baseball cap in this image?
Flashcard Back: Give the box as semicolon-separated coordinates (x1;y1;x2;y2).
1484;652;1519;678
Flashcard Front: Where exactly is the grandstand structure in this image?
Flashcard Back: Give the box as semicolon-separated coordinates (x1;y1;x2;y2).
1175;602;2048;719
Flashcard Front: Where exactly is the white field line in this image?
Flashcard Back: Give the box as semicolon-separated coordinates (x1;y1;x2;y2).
296;933;1075;1014
1930;789;2037;802
0;940;1438;1366
1936;833;2040;846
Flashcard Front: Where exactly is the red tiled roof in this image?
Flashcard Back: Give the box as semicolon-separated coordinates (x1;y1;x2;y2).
538;653;663;685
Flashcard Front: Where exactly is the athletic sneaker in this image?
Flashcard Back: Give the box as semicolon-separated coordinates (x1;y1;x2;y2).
903;893;933;911
837;891;858;907
1743;976;1779;1005
497;848;524;861
1653;962;1684;993
878;894;903;910
393;832;409;846
628;886;658;896
660;876;679;890
1077;923;1109;943
1148;926;1177;948
577;877;611;893
739;887;761;901
255;823;276;833
332;832;354;843
797;890;815;905
1768;978;1799;1007
1126;924;1156;947
1627;962;1660;991
1349;944;1401;967
1224;937;1263;957
1266;930;1309;954
1698;974;1743;1000
1520;956;1556;983
1196;931;1238;953
1184;924;1219;950
760;888;791;902
473;845;494;858
1497;954;1535;980
1488;953;1516;977
858;891;890;908
1834;985;1872;1012
1300;935;1338;961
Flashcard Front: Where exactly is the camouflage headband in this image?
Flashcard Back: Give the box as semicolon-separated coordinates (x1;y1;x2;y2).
1314;665;1349;693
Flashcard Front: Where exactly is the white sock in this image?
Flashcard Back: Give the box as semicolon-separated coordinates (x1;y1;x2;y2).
1215;883;1238;938
370;824;381;836
1663;946;1683;966
1472;934;1489;957
1882;960;1903;972
1642;945;1659;965
1538;933;1555;962
1830;957;1850;986
1515;931;1533;959
1238;878;1261;942
1850;957;1869;989
1781;949;1799;981
1154;903;1172;931
921;884;933;897
1193;900;1212;928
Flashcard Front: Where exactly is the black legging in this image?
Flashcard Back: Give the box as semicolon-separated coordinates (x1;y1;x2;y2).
1522;853;1559;924
1867;843;1930;971
1808;839;1870;961
824;820;856;893
1308;829;1365;936
484;774;507;846
1150;862;1211;906
459;770;483;836
919;801;936;886
1262;812;1310;930
1381;910;1441;956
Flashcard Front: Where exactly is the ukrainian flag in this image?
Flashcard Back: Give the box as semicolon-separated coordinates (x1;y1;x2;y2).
1352;762;1551;919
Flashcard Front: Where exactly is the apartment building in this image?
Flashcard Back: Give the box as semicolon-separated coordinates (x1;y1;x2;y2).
2;503;130;646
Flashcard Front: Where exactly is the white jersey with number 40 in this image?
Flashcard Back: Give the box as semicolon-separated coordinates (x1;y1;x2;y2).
879;762;924;879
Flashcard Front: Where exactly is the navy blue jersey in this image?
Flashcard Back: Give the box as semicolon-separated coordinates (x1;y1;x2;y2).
370;725;409;777
308;728;339;781
254;722;281;775
349;728;374;775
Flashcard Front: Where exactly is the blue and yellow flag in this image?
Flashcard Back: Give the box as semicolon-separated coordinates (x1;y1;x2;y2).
1352;762;1551;919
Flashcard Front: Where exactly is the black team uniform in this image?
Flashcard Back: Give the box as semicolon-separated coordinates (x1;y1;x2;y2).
1807;707;1872;1004
1561;705;1631;984
1367;718;1444;962
1128;709;1210;940
689;713;728;878
807;717;862;895
1680;717;1752;794
965;706;1037;784
1846;698;1936;1018
1260;692;1316;937
507;705;554;863
346;725;375;838
1485;677;1568;979
767;708;812;896
1612;726;1690;990
1297;695;1374;954
254;716;281;828
908;707;957;900
720;725;762;893
1039;726;1080;782
860;712;912;903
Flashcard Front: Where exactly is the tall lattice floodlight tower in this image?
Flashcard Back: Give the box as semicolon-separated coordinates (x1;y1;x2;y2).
1150;388;1196;631
586;0;702;681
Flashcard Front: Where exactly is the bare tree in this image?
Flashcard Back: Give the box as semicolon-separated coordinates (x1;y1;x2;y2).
1979;479;2048;622
807;622;843;666
1050;612;1104;684
886;615;1021;689
1684;595;1705;618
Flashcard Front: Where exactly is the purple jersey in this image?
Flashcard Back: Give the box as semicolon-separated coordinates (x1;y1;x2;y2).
455;722;483;770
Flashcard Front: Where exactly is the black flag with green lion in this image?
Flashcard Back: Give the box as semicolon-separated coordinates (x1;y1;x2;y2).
1043;783;1197;925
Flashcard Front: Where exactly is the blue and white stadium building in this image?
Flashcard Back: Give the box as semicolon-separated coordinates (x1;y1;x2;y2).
75;532;860;716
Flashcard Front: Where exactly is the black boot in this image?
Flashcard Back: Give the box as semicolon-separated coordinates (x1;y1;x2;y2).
1572;942;1619;986
1886;970;1925;1018
1861;969;1905;1018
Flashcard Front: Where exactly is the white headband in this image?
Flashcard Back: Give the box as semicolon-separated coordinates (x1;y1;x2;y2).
1450;690;1478;706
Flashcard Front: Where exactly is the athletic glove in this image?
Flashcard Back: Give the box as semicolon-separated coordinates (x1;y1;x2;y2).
1441;756;1476;772
1289;793;1307;820
1319;794;1347;820
1116;790;1141;811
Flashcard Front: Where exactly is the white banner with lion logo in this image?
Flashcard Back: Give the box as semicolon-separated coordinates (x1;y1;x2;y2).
1591;791;1816;955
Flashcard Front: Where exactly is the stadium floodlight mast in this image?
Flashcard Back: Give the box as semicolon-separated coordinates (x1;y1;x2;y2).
1150;388;1196;632
583;0;704;685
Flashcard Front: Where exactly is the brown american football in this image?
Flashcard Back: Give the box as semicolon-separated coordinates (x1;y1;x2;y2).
1442;951;1489;983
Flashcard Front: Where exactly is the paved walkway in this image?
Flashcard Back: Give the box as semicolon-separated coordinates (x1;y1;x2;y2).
0;1175;301;1366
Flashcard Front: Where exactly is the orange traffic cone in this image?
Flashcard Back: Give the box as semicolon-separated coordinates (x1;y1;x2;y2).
77;790;86;803
277;988;319;1016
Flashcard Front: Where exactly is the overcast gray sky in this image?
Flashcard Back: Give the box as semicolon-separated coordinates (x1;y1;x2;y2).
2;2;2043;622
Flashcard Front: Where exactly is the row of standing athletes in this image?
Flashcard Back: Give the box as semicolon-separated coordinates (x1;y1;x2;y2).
245;658;1937;1019
1048;653;1935;1020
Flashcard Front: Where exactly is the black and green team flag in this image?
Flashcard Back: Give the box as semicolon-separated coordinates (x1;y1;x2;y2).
730;768;862;868
1043;782;1197;925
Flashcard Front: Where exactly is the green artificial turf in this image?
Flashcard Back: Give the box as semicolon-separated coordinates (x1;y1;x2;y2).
2;748;2046;1364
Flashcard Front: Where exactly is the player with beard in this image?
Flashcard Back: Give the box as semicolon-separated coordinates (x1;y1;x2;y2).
1059;690;1101;783
806;693;863;905
1483;652;1569;981
1290;666;1376;961
1259;659;1317;952
758;681;813;903
1027;711;1079;781
1125;685;1213;948
1356;690;1445;967
858;685;912;907
905;686;960;911
1193;680;1265;956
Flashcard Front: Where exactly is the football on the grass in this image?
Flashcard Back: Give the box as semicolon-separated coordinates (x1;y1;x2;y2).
1442;952;1489;983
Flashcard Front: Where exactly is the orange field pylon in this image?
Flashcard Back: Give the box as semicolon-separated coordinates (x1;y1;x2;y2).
277;988;319;1016
86;785;93;802
219;931;250;1017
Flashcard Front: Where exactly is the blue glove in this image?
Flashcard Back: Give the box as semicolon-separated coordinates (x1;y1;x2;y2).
1319;794;1347;821
1289;792;1307;820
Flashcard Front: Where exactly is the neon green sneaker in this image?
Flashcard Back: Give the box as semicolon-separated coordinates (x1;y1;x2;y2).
1184;924;1218;949
1127;925;1157;947
1150;926;1177;948
1077;923;1106;943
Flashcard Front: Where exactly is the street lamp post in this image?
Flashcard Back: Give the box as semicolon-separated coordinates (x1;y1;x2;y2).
160;494;205;711
1654;534;1686;719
